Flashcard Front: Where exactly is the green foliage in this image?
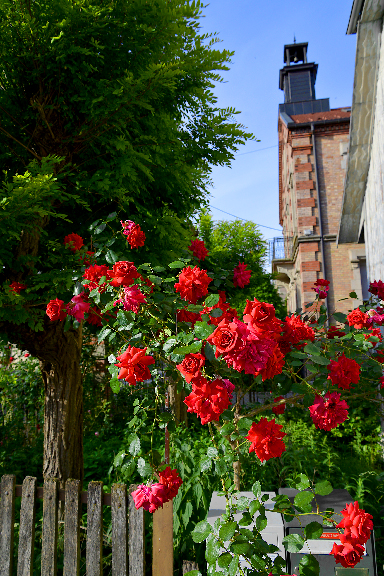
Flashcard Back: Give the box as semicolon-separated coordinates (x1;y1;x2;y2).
198;209;285;316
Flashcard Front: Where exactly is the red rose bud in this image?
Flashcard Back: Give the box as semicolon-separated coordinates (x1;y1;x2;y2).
64;233;84;252
9;281;27;294
188;239;208;260
233;262;251;288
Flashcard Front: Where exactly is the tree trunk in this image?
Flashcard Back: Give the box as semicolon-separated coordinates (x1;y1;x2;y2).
8;318;85;487
40;324;84;487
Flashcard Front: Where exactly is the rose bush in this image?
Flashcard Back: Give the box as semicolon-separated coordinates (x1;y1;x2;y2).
45;215;384;575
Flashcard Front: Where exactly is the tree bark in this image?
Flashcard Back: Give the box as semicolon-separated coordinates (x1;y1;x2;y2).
6;318;84;486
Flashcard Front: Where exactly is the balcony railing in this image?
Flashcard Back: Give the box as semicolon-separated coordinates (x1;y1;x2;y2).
268;237;293;264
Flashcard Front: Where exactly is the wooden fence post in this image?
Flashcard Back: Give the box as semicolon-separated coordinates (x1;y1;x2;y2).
17;476;36;576
0;475;16;576
152;500;173;576
86;481;103;576
128;485;145;576
111;483;128;576
41;478;59;576
63;479;81;576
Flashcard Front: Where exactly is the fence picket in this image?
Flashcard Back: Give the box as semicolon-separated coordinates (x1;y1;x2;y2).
86;481;103;576
111;483;128;576
0;475;16;576
63;479;81;576
41;478;59;576
129;485;145;576
17;477;36;576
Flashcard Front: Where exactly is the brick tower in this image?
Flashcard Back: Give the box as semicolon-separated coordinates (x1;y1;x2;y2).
270;42;366;318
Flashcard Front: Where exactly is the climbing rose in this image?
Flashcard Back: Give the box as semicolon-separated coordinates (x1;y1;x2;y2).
113;285;146;313
83;264;109;292
64;233;84;252
312;278;330;299
347;308;369;329
260;344;285;381
108;261;140;287
9;281;27;294
46;298;67;321
188;239;208;260
331;541;365;568
86;306;103;327
365;327;382;346
246;418;286;462
233;262;251;288
327;326;346;339
176;309;201;326
272;396;286;415
115;346;155;385
309;392;349;431
327;353;360;390
176;353;205;383
222;379;235;400
66;292;90;321
131;484;167;513
207;318;241;358
202;291;237;326
368;279;384;300
121;220;146;249
174;266;213;304
158;467;183;500
337;501;373;545
279;315;315;354
184;376;230;424
243;299;281;336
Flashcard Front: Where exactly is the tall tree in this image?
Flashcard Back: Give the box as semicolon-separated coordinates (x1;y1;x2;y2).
0;0;252;484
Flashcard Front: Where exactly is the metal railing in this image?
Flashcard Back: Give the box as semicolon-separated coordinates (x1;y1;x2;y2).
268;237;293;264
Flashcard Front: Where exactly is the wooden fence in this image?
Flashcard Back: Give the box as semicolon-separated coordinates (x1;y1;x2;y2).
0;474;178;576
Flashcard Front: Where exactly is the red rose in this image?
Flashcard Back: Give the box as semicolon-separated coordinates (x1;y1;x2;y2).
184;376;230;424
279;314;315;354
86;306;103;327
108;261;140;287
113;285;146;313
347;308;369;329
177;309;201;326
243;298;281;336
331;541;365;568
261;344;285;381
327;353;360;390
9;281;27;294
312;278;330;299
272;395;286;415
201;291;237;326
121;220;146;248
83;264;109;291
188;239;208;261
64;233;84;252
225;328;275;376
174;266;213;304
46;298;67;321
79;251;96;267
365;327;382;346
246;418;286;462
327;326;346;339
233;262;251;288
131;484;167;513
309;392;349;431
158;467;183;501
66;292;90;321
176;353;205;383
207;318;241;357
369;279;384;300
115;346;155;385
337;501;373;546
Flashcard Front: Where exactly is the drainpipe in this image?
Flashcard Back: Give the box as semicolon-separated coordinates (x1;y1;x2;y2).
311;123;329;323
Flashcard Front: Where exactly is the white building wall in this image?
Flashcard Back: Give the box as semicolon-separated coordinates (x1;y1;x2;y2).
365;24;384;282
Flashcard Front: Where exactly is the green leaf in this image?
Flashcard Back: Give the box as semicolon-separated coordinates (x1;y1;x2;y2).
117;310;134;327
220;422;235;436
108;354;116;363
219;521;237;541
293;474;310;490
314;480;333;496
215;459;227;476
191;520;212;543
252;481;261;498
204;342;216;362
200;456;212;472
333;312;347;323
217;552;232;568
255;515;267;531
106;249;118;264
303;343;321;356
282;533;305;553
194;321;214;340
110;378;120;393
349;291;358;299
229;555;239;576
137;458;152;478
207;446;218;458
168;261;185;269
249;500;261;516
205;534;221;564
294;491;314;509
98;326;112;343
173;342;202;354
94;222;106;234
311;355;330;365
305;522;323;540
163;338;178;352
182;501;193;529
148;275;162;285
106;212;117;221
230;539;249;555
299;553;320;575
204;293;220;307
128;435;140;457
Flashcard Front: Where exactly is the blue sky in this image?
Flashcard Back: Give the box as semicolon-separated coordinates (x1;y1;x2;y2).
199;0;357;242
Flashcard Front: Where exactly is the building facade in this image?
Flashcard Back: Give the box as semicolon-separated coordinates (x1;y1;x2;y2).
271;43;366;317
339;0;384;284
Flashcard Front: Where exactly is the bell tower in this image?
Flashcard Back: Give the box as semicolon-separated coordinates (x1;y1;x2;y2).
279;42;330;115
